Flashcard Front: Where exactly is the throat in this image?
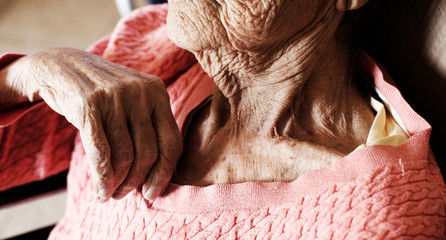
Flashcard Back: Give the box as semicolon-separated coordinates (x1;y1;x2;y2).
207;75;374;154
222;84;300;136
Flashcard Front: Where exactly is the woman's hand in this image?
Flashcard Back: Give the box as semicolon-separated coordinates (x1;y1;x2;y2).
1;48;183;202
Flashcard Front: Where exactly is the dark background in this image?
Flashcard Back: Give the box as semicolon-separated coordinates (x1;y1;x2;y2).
360;0;446;177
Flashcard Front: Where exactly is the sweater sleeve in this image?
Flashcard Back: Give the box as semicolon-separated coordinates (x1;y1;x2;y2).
0;53;78;191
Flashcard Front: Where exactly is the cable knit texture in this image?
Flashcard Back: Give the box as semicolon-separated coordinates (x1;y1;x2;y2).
0;52;76;190
0;4;445;239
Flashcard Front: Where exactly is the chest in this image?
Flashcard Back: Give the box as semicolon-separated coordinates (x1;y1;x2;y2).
172;128;344;186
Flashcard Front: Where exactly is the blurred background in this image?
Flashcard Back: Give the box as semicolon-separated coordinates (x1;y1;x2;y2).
0;0;120;54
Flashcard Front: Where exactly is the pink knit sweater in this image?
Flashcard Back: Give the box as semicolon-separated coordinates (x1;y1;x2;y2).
1;4;445;239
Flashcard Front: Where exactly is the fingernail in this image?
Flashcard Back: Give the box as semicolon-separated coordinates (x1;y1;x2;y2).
112;191;126;200
98;188;107;198
96;188;109;203
143;186;164;201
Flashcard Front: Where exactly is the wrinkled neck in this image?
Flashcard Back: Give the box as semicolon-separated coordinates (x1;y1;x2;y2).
192;15;374;152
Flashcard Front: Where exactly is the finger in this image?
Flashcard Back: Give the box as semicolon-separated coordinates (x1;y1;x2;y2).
103;98;135;199
142;93;183;202
112;98;158;200
78;111;114;202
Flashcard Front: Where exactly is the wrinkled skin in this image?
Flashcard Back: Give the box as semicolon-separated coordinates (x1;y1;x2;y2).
167;0;375;185
0;0;373;200
0;48;182;202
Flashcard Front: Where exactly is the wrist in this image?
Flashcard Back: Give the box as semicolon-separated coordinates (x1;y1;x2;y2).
0;56;41;111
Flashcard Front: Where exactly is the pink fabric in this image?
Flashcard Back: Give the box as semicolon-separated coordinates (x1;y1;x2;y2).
0;53;24;70
0;4;445;239
0;53;77;191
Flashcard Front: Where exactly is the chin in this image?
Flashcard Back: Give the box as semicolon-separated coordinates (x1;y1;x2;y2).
166;13;200;51
166;1;225;52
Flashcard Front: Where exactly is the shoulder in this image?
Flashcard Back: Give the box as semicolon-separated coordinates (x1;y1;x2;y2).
88;4;197;86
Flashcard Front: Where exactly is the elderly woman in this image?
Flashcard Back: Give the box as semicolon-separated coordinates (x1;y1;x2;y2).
0;0;445;239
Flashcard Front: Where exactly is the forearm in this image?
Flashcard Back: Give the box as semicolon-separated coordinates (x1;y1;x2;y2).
0;54;41;112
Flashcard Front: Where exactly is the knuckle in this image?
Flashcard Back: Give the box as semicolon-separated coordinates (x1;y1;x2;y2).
138;73;163;85
146;79;168;96
122;174;145;189
128;154;157;181
117;182;138;193
78;94;107;121
95;165;112;182
135;157;157;171
158;153;177;174
153;165;172;182
142;146;159;163
131;74;158;87
126;79;145;91
133;116;152;127
163;138;183;160
85;86;122;107
85;142;111;164
92;164;113;189
124;76;169;106
157;86;170;102
146;151;159;165
86;146;112;179
85;88;106;103
111;150;134;169
159;158;175;174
